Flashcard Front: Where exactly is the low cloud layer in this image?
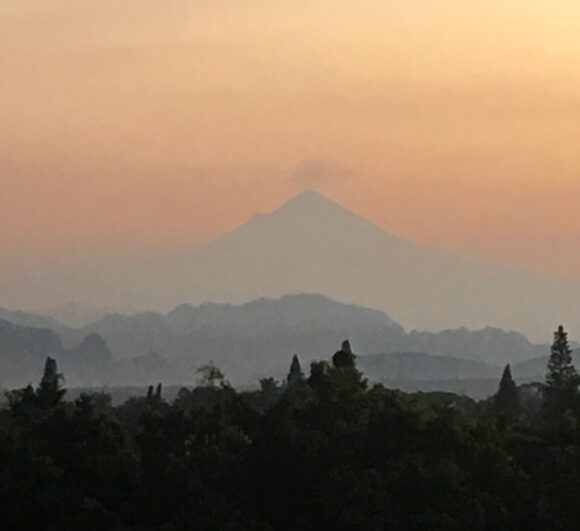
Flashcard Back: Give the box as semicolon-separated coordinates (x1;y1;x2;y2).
291;158;355;189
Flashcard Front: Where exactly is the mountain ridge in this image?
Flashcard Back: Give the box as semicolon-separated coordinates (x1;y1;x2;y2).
141;190;580;342
3;190;580;342
0;294;553;390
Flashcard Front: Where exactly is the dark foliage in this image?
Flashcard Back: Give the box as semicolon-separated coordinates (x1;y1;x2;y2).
2;339;580;530
545;325;579;415
332;339;356;369
493;364;521;421
287;354;305;387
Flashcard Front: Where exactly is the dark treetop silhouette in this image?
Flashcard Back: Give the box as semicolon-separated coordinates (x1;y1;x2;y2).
2;328;580;530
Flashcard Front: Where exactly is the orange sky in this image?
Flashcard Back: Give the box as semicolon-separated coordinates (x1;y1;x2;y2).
2;0;580;279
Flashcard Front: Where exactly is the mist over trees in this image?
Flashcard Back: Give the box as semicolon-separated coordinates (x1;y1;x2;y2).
2;327;580;530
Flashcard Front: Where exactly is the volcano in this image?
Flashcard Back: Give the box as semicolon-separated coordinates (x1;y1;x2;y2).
131;189;580;342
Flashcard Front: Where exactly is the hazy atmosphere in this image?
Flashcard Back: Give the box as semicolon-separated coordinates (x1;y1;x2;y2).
3;0;580;293
4;3;580;529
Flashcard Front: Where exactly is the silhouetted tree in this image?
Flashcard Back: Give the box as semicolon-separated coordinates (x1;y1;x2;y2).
37;356;66;409
545;325;578;414
155;382;162;401
259;377;280;407
260;377;279;394
287;354;305;386
197;363;226;388
8;335;580;529
332;340;356;369
146;383;163;407
308;360;331;388
494;364;520;421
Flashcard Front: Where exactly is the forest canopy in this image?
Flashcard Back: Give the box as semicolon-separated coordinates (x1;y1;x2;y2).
1;327;580;530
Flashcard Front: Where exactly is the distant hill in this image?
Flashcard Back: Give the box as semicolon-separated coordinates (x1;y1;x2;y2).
404;327;547;367
0;318;113;388
46;302;129;328
0;294;552;388
58;294;406;383
52;294;544;383
513;349;580;381
0;307;69;335
0;319;64;385
6;190;580;343
134;190;580;343
358;351;500;382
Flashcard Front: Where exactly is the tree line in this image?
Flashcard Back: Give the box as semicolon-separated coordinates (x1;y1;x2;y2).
1;328;580;530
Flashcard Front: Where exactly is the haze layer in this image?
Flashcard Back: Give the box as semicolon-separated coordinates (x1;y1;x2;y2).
2;1;580;286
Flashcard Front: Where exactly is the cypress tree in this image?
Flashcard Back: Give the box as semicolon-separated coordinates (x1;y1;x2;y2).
494;364;520;420
155;383;162;402
545;325;578;414
287;354;305;386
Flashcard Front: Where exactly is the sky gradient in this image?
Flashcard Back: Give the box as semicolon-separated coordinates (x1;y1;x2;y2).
2;0;580;284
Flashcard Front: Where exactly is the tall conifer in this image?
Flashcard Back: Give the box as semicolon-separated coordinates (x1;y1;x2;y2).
494;364;520;420
545;325;578;413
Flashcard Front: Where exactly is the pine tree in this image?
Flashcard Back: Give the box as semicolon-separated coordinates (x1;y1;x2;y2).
545;325;578;413
494;364;520;420
287;354;305;386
